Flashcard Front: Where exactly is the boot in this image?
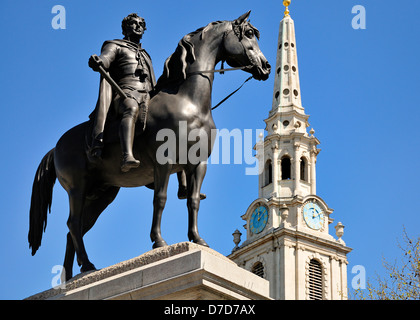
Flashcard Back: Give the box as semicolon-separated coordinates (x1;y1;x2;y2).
121;153;140;173
120;115;140;173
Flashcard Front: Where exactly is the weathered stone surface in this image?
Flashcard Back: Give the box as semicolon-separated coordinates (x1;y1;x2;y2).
26;242;270;300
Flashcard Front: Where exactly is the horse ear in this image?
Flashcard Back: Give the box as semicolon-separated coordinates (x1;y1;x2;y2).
235;10;251;24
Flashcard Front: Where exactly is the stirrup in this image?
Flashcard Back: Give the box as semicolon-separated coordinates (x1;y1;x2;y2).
121;155;140;172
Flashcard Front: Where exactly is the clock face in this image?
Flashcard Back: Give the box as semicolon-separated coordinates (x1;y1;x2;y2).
303;201;324;230
250;206;268;234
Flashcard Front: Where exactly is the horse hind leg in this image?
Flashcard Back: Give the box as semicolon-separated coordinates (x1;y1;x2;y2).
186;162;209;247
66;187;97;275
62;232;75;282
150;163;172;249
62;186;120;281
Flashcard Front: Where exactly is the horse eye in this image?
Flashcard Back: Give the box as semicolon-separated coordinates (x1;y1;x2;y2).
245;29;254;38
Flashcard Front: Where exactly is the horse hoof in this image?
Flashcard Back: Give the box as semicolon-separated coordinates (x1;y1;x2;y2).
177;188;206;200
80;262;96;273
62;271;72;283
152;239;168;249
193;238;209;247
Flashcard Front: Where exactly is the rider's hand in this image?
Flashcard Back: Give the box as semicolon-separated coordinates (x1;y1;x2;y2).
88;55;104;72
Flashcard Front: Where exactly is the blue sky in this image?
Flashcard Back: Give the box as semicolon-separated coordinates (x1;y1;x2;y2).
1;0;419;299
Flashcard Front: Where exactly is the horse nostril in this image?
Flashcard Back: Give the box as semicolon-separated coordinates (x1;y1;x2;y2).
264;60;271;72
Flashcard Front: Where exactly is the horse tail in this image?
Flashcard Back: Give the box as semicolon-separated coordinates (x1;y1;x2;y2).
28;148;57;256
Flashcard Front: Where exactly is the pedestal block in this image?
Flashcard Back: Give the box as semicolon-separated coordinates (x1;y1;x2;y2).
26;242;271;300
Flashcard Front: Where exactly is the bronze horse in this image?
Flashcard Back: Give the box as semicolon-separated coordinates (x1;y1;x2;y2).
28;11;270;281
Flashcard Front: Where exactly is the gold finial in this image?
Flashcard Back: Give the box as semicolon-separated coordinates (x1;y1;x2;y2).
283;0;291;17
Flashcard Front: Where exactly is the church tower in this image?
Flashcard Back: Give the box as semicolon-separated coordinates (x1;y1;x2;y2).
228;1;352;300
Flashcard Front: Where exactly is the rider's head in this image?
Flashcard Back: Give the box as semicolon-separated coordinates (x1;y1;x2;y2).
122;13;146;38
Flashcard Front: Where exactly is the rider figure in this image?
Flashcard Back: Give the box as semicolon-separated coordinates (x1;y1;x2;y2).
89;13;155;172
88;13;206;199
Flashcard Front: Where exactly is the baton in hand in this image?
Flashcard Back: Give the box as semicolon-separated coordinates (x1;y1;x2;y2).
90;54;127;100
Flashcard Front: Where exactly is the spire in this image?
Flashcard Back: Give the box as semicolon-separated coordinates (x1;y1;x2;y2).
272;0;303;113
262;2;319;198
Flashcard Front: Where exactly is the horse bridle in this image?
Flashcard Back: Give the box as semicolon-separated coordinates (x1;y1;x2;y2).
188;22;257;76
186;23;257;110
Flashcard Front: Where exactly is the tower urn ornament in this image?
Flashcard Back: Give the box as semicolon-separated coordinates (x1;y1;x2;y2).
232;229;242;251
335;222;345;244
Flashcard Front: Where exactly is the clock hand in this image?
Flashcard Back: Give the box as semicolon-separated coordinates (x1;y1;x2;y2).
314;212;323;218
310;208;321;218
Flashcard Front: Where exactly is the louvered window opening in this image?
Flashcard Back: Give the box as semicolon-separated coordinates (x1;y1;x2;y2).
251;262;264;278
308;259;323;300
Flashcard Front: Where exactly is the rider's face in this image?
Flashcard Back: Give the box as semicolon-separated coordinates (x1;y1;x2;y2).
126;18;144;39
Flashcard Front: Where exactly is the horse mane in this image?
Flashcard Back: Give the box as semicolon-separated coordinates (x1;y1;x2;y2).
154;20;226;92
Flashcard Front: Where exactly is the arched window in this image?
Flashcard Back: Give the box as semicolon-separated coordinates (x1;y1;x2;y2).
300;157;307;181
308;259;323;300
281;156;291;180
264;160;273;186
251;262;265;278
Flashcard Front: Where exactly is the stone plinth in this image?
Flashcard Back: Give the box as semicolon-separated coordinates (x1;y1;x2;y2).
26;242;271;300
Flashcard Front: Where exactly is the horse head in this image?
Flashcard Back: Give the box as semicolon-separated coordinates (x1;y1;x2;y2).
222;11;271;81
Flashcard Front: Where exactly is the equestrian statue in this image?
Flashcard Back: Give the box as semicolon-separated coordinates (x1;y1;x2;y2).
28;11;270;281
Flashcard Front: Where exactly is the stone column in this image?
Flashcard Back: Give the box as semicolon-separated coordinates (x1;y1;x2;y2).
329;256;340;300
294;142;300;196
310;148;317;194
295;244;306;299
272;141;279;197
256;140;264;198
275;244;281;299
340;259;349;300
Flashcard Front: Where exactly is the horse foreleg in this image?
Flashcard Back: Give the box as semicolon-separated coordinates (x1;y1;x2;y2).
150;163;172;249
186;162;209;247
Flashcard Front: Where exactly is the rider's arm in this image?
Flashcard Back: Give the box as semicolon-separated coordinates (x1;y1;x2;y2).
89;42;119;72
98;43;119;70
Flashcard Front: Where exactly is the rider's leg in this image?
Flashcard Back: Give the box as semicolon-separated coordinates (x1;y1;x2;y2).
120;98;140;172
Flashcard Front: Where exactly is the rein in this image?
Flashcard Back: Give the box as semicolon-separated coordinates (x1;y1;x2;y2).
211;75;253;110
188;64;250;75
187;63;254;111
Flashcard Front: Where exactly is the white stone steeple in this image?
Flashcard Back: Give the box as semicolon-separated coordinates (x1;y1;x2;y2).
229;1;352;300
